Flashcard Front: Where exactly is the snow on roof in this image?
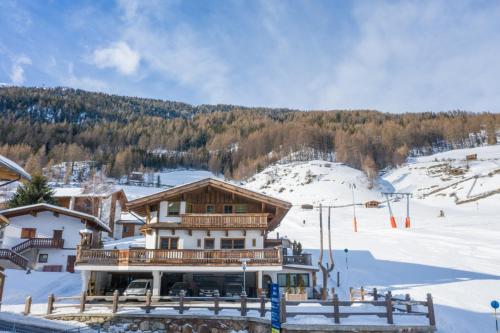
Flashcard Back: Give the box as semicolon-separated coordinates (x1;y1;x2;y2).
53;186;123;198
117;212;144;224
0;155;31;182
0;203;111;232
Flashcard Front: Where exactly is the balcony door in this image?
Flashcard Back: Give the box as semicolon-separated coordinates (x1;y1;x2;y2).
53;230;63;239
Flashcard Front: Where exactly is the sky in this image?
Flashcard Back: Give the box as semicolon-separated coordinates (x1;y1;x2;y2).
0;0;499;113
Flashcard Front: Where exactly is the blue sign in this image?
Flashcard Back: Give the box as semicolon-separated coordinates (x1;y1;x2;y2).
492;300;499;309
270;283;281;332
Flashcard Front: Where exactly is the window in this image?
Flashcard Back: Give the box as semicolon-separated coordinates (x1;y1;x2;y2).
38;254;48;263
221;238;245;249
186;204;193;213
197;239;202;247
206;205;215;213
159;237;178;249
252;239;257;247
21;228;36;239
277;273;310;288
123;225;129;233
223;205;233;214
168;202;180;216
204;238;215;249
235;204;248;213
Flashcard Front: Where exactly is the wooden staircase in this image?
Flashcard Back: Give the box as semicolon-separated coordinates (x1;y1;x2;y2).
0;238;64;270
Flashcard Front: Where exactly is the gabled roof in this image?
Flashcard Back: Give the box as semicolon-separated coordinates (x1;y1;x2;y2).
0;155;31;183
126;178;292;213
0;203;111;232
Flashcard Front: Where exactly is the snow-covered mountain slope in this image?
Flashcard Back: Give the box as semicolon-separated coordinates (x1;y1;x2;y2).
244;145;500;333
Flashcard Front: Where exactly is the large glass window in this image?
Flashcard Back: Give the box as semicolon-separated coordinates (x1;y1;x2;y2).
204;238;215;249
235;204;248;213
277;273;310;287
223;205;233;214
206;205;215;213
159;237;179;249
221;238;245;249
168;202;180;216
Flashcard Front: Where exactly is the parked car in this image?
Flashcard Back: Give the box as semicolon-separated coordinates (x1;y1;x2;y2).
168;282;198;296
224;283;243;298
123;279;152;296
198;281;220;297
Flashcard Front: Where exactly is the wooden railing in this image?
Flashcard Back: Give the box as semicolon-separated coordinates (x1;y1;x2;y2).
38;290;435;328
180;213;268;229
77;248;282;266
12;238;64;253
0;249;29;269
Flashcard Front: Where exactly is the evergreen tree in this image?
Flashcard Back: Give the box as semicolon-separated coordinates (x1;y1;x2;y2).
8;174;57;208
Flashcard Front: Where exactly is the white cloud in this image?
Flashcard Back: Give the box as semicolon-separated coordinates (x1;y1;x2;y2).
10;55;31;84
64;62;108;91
92;41;140;75
318;2;500;112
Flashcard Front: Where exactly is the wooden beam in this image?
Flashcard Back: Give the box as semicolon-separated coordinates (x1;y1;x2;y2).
53;212;59;217
30;211;37;217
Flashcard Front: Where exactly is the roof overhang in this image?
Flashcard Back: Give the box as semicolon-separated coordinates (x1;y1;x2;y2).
127;178;291;213
0;203;111;232
0;155;31;184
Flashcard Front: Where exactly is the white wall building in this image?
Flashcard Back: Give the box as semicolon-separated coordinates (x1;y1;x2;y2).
0;204;110;272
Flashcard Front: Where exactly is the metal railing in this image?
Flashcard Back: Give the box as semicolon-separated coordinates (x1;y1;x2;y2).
283;253;312;266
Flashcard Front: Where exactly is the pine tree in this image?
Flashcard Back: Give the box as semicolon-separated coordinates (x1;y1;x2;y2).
8;174;57;208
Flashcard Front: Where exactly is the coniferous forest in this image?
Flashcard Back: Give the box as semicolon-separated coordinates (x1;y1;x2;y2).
0;86;498;180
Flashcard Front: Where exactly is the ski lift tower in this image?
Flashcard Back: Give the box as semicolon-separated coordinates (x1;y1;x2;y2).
382;192;412;228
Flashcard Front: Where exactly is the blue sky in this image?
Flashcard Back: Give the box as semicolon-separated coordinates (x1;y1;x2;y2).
1;0;499;112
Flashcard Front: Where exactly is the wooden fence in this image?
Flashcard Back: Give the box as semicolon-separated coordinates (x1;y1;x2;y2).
24;288;435;327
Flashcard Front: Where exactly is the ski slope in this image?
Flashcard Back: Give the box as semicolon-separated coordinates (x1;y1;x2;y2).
245;145;500;333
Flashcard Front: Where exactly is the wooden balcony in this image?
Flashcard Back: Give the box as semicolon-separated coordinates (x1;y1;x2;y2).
180;213;269;229
76;248;282;267
12;238;64;253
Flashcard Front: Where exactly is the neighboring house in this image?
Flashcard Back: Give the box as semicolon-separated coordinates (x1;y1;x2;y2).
114;212;144;238
76;178;318;298
0;204;110;272
53;186;127;238
0;154;32;209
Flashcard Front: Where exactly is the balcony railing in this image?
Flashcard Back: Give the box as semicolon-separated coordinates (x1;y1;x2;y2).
283;253;312;266
76;248;282;267
0;249;29;269
178;213;269;229
12;238;64;253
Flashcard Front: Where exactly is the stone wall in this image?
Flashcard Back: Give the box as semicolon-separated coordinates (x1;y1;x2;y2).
49;314;434;333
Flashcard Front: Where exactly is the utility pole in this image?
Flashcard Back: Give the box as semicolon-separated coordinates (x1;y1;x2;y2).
317;204;334;300
350;183;358;232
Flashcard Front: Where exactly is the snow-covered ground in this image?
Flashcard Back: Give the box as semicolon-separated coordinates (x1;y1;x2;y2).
2;145;500;332
244;144;500;333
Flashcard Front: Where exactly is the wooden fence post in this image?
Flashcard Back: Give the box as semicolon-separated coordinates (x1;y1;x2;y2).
214;290;220;315
240;292;247;316
112;290;119;314
145;290;152;314
259;291;266;317
333;293;340;324
179;290;185;314
279;295;287;324
385;292;393;324
46;294;54;315
361;286;365;301
427;293;436;326
24;296;32;315
373;288;378;301
79;291;86;313
405;294;412;313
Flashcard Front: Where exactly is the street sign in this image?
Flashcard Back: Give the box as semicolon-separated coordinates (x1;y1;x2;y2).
270;283;281;333
492;300;499;333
